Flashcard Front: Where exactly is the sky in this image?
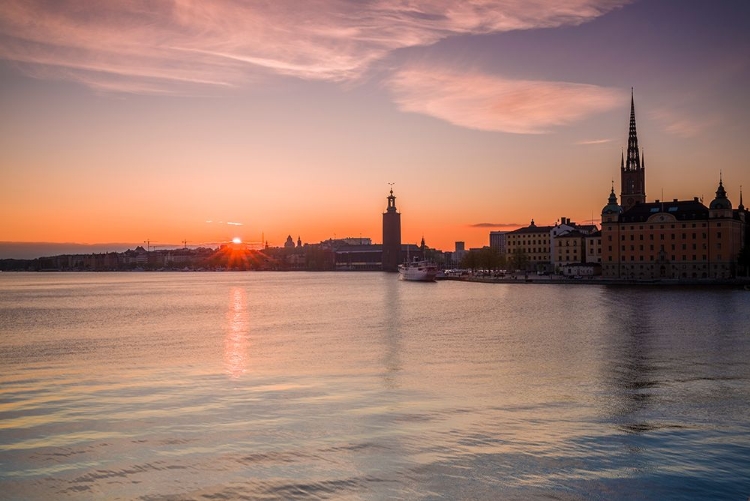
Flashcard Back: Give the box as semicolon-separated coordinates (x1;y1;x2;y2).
1;0;749;258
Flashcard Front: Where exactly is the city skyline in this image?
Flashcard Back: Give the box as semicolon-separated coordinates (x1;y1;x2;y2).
2;0;749;257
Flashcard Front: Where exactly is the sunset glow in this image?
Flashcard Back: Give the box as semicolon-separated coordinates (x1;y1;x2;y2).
0;1;748;256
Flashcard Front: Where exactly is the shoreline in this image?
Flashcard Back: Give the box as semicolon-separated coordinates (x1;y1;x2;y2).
440;275;750;287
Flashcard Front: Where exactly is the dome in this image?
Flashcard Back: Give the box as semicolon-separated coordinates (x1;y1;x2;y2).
602;187;622;215
709;178;732;210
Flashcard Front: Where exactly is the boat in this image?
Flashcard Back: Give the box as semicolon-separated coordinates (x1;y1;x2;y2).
398;258;438;282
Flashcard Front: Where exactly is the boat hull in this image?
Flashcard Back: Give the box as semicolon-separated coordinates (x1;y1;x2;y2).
398;262;438;282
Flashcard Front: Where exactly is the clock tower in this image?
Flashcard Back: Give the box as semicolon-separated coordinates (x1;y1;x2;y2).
620;90;646;211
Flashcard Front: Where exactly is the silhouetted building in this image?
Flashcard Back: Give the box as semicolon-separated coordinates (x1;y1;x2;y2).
382;188;401;272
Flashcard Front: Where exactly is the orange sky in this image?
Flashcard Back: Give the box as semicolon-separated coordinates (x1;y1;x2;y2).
1;1;748;255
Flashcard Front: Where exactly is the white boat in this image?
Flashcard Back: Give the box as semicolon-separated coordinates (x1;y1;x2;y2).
398;259;438;282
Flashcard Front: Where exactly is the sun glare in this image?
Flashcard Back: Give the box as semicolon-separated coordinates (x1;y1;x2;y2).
232;237;242;244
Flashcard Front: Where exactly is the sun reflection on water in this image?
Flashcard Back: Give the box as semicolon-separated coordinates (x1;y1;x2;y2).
224;287;250;379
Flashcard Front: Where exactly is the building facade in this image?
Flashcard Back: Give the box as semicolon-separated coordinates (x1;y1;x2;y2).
505;220;553;272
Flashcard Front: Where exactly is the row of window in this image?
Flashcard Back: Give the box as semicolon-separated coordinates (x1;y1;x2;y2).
605;222;712;230
610;232;716;241
607;255;722;262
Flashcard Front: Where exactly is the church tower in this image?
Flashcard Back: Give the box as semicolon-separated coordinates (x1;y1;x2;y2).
382;187;401;272
620;90;646;211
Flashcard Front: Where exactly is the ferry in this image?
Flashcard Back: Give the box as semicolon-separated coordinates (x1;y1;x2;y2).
398;258;438;282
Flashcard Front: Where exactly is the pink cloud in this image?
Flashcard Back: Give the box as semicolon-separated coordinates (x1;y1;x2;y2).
0;0;630;93
386;65;624;133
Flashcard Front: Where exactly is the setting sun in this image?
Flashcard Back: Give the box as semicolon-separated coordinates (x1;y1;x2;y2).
232;237;242;244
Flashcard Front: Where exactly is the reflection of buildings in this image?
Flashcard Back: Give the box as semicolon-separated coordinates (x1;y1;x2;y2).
601;93;748;279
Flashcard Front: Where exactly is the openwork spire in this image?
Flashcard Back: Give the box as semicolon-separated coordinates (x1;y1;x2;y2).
625;88;641;172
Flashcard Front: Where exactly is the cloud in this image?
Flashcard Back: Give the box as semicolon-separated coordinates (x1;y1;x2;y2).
577;138;612;145
649;107;720;138
469;222;521;228
226;222;243;226
386;65;624;133
0;0;629;93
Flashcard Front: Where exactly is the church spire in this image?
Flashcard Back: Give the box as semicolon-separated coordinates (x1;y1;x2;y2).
620;89;646;211
626;88;641;172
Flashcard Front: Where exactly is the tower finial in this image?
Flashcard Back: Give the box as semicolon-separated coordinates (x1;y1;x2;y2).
739;185;744;210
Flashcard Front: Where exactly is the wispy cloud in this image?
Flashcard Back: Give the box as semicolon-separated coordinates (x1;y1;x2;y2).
649;107;720;138
226;222;243;226
577;138;612;145
469;222;521;228
0;0;629;94
386;65;624;133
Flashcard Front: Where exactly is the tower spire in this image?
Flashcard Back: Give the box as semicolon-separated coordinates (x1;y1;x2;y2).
620;89;646;211
626;90;641;172
739;185;744;211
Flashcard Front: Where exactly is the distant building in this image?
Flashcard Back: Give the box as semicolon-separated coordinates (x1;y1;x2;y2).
382;188;401;272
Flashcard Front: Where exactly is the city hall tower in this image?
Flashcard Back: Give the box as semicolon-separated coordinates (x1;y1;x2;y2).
382;187;401;272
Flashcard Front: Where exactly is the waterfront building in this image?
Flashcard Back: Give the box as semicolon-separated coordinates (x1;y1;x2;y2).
489;231;507;255
382;188;401;272
601;94;748;279
553;230;585;267
585;231;603;265
505;220;554;272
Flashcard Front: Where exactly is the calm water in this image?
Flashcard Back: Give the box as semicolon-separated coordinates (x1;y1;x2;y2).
0;272;749;500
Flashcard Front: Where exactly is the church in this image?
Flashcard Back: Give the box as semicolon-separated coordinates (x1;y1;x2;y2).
600;93;748;279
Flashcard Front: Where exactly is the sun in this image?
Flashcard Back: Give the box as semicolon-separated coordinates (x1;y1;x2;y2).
232;237;242;244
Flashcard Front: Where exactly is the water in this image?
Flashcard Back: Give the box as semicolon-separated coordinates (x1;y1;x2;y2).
1;272;749;500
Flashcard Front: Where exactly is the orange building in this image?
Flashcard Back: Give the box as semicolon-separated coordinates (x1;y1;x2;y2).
601;94;747;279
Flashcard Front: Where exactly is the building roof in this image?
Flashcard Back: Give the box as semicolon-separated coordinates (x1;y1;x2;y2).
619;199;708;223
506;225;554;235
556;230;585;239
